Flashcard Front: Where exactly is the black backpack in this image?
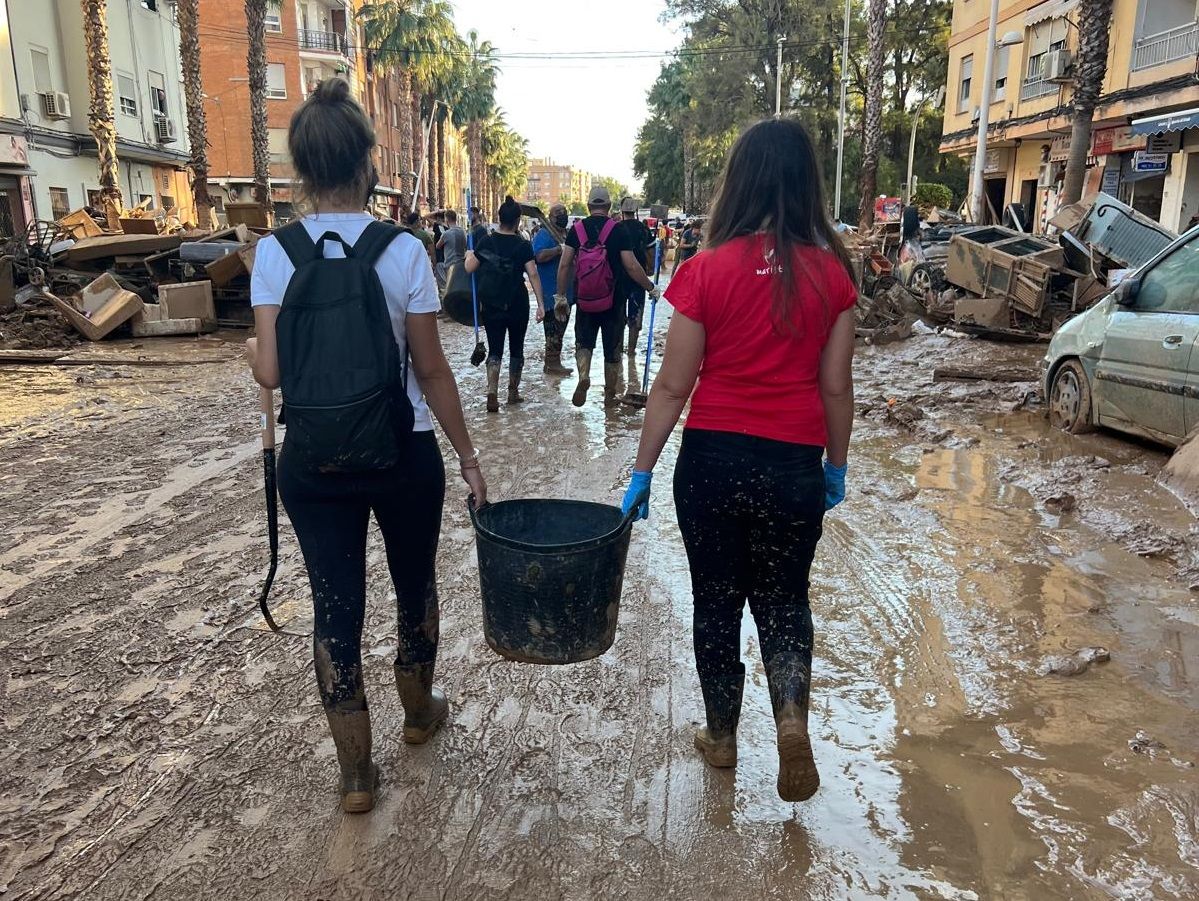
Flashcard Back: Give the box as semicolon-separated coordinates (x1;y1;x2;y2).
475;244;518;311
274;221;414;473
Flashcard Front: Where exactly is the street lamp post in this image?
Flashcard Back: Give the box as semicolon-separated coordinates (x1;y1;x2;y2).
906;86;946;205
834;0;851;218
775;35;785;118
969;4;1023;223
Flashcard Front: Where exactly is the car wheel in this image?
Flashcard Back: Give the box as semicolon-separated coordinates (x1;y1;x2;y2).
907;263;943;295
1049;360;1095;434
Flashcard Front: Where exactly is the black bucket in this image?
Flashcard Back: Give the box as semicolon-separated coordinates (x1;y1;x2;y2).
469;497;642;665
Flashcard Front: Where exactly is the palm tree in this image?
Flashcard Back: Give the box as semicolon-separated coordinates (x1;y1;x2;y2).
857;0;887;230
176;0;214;227
81;0;122;224
482;113;528;202
454;30;499;209
1060;0;1113;205
245;0;271;214
360;0;457;206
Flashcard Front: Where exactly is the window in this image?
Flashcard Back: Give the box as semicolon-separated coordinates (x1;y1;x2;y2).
957;55;973;112
30;47;52;93
378;145;387;176
1026;19;1069;82
212;195;225;214
267;127;289;163
304;65;320;96
138;194;154;206
160;195;175;210
266;63;287;99
391;103;399;127
993;45;1010;103
1134;235;1199;312
117;74;138;117
86;189;104;208
141;0;158;10
393;151;401;177
148;71;167;118
265;9;282;31
48;187;70;219
161;171;171;191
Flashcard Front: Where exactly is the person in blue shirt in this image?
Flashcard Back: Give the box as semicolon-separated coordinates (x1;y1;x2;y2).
532;202;573;376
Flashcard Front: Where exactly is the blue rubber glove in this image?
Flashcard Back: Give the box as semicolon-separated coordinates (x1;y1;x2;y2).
622;471;653;521
824;460;847;511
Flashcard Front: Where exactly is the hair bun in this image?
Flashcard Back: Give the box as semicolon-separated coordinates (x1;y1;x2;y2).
311;77;351;105
504;195;515;203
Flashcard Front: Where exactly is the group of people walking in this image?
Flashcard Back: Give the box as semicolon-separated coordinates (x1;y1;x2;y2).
247;78;854;813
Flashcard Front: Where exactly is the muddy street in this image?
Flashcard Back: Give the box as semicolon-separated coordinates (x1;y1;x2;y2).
2;318;1198;900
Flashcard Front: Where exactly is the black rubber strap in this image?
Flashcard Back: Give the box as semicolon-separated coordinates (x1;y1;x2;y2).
273;221;317;269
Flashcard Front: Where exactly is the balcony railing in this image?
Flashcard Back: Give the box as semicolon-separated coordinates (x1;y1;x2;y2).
1020;75;1059;101
1131;21;1199;71
299;29;348;56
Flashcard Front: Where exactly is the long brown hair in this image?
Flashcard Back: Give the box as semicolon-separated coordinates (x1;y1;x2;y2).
288;78;376;211
705;118;854;334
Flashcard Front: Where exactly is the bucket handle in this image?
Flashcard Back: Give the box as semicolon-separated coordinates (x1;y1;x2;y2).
466;490;650;550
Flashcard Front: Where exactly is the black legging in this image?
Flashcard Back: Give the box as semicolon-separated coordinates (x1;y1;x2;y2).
278;430;445;710
484;306;529;371
673;429;824;687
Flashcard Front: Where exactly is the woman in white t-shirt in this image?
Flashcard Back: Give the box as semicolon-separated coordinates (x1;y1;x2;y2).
246;78;485;814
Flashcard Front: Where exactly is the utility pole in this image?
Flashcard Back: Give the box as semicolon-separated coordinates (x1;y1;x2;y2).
969;0;1001;223
775;35;785;118
906;87;946;204
834;0;850;218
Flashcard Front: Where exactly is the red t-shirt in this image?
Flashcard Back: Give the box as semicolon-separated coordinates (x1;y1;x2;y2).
665;234;857;446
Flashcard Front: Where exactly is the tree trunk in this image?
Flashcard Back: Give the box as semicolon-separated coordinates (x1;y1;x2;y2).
435;114;446;208
1060;0;1113;205
245;0;270;213
411;92;423;207
682;127;694;215
423;99;437;211
398;68;414;208
857;0;887;231
467;119;482;206
176;0;213;228
81;0;122;225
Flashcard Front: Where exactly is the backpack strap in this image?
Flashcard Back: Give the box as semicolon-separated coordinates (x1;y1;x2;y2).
597;218;617;245
352;220;403;267
573;219;589;247
274;220;318;269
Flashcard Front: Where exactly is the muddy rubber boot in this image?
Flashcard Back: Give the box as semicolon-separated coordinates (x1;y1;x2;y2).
627;326;640;357
394;662;449;745
324;705;378;813
485;362;501;414
507;366;524;405
694;666;744;768
603;362;621;406
544;333;573;376
572;349;593;407
766;653;819;802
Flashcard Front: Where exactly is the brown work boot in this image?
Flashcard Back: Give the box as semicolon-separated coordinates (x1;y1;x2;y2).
693;667;744;768
507;365;524;405
394;662;449;745
485;362;500;414
627;326;640;357
544;351;573;376
603;362;621;406
323;705;378;813
572;349;593;407
766;653;819;802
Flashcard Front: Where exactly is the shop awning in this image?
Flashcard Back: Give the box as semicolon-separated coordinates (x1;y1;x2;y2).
1131;108;1199;135
1124;167;1167;183
1025;0;1079;25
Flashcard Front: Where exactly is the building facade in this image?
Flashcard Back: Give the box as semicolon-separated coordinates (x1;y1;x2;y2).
941;0;1199;233
0;0;193;238
525;157;589;206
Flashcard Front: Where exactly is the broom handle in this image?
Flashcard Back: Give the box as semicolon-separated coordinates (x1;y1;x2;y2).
260;386;275;450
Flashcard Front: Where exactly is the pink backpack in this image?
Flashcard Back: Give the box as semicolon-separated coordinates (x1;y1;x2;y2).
573;219;618;313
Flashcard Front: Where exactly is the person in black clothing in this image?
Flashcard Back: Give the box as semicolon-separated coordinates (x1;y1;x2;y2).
466;195;546;412
556;185;659;407
469;206;488;248
616;196;655;359
431;211;447;291
672;221;698;276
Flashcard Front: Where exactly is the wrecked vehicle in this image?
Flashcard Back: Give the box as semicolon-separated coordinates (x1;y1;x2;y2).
1044;226;1199;446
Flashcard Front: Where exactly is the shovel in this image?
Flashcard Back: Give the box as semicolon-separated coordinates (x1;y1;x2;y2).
465;187;486;367
257;386;282;632
622;240;662;409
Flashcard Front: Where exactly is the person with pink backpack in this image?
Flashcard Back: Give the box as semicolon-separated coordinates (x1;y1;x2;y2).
555;186;660;407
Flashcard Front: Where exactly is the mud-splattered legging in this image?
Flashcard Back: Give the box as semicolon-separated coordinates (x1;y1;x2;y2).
278;431;445;711
674;429;824;686
483;306;529;371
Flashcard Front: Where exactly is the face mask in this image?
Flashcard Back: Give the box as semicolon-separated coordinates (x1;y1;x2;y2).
553;213;568;228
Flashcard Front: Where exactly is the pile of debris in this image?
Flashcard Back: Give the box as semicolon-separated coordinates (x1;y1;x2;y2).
1;206;267;349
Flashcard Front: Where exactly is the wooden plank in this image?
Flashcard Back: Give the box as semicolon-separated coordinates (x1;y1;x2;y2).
66;234;182;264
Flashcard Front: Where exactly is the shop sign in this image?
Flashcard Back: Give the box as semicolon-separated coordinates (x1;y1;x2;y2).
1147;132;1182;154
1092;126;1146;155
969;148;1009;174
0;135;29;167
874;196;903;222
1132;150;1169;172
1101;167;1121;195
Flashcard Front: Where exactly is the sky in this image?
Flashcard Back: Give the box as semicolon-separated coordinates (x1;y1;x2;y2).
450;0;683;192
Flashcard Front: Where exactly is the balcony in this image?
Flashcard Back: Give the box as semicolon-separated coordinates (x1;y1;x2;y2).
1131;21;1199;71
1021;76;1059;101
299;29;349;57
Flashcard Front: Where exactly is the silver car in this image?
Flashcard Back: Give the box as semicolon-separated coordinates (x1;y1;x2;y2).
1044;228;1199;447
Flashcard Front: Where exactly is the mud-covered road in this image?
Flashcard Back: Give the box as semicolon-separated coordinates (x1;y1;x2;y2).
2;312;1198;900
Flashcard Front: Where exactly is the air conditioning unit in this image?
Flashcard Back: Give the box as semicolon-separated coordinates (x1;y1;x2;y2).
41;91;71;120
971;106;981;124
154;117;177;144
1046;49;1074;83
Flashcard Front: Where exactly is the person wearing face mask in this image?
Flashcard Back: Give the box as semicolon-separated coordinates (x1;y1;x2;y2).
532;202;574;376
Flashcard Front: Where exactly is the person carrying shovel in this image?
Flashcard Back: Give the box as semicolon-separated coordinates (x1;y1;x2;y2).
620;117;857;803
245;78;486;814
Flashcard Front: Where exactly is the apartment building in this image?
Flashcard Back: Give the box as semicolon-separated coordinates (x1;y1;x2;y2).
0;0;192;238
942;0;1199;233
525;157;589;206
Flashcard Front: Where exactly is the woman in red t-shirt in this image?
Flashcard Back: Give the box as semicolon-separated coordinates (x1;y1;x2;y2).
621;118;856;803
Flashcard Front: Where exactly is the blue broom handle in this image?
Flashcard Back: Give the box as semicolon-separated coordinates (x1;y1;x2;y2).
466;187;479;338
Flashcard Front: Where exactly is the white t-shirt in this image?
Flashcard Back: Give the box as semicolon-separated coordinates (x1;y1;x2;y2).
251;212;441;431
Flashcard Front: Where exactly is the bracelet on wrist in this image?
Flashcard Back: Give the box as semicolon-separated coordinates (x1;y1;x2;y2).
459;449;480;469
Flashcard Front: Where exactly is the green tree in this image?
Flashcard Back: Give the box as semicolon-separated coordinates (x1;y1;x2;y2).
453;30;499;210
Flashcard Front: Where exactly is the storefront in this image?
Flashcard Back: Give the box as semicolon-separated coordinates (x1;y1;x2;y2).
1131;108;1199;232
0;135;35;240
